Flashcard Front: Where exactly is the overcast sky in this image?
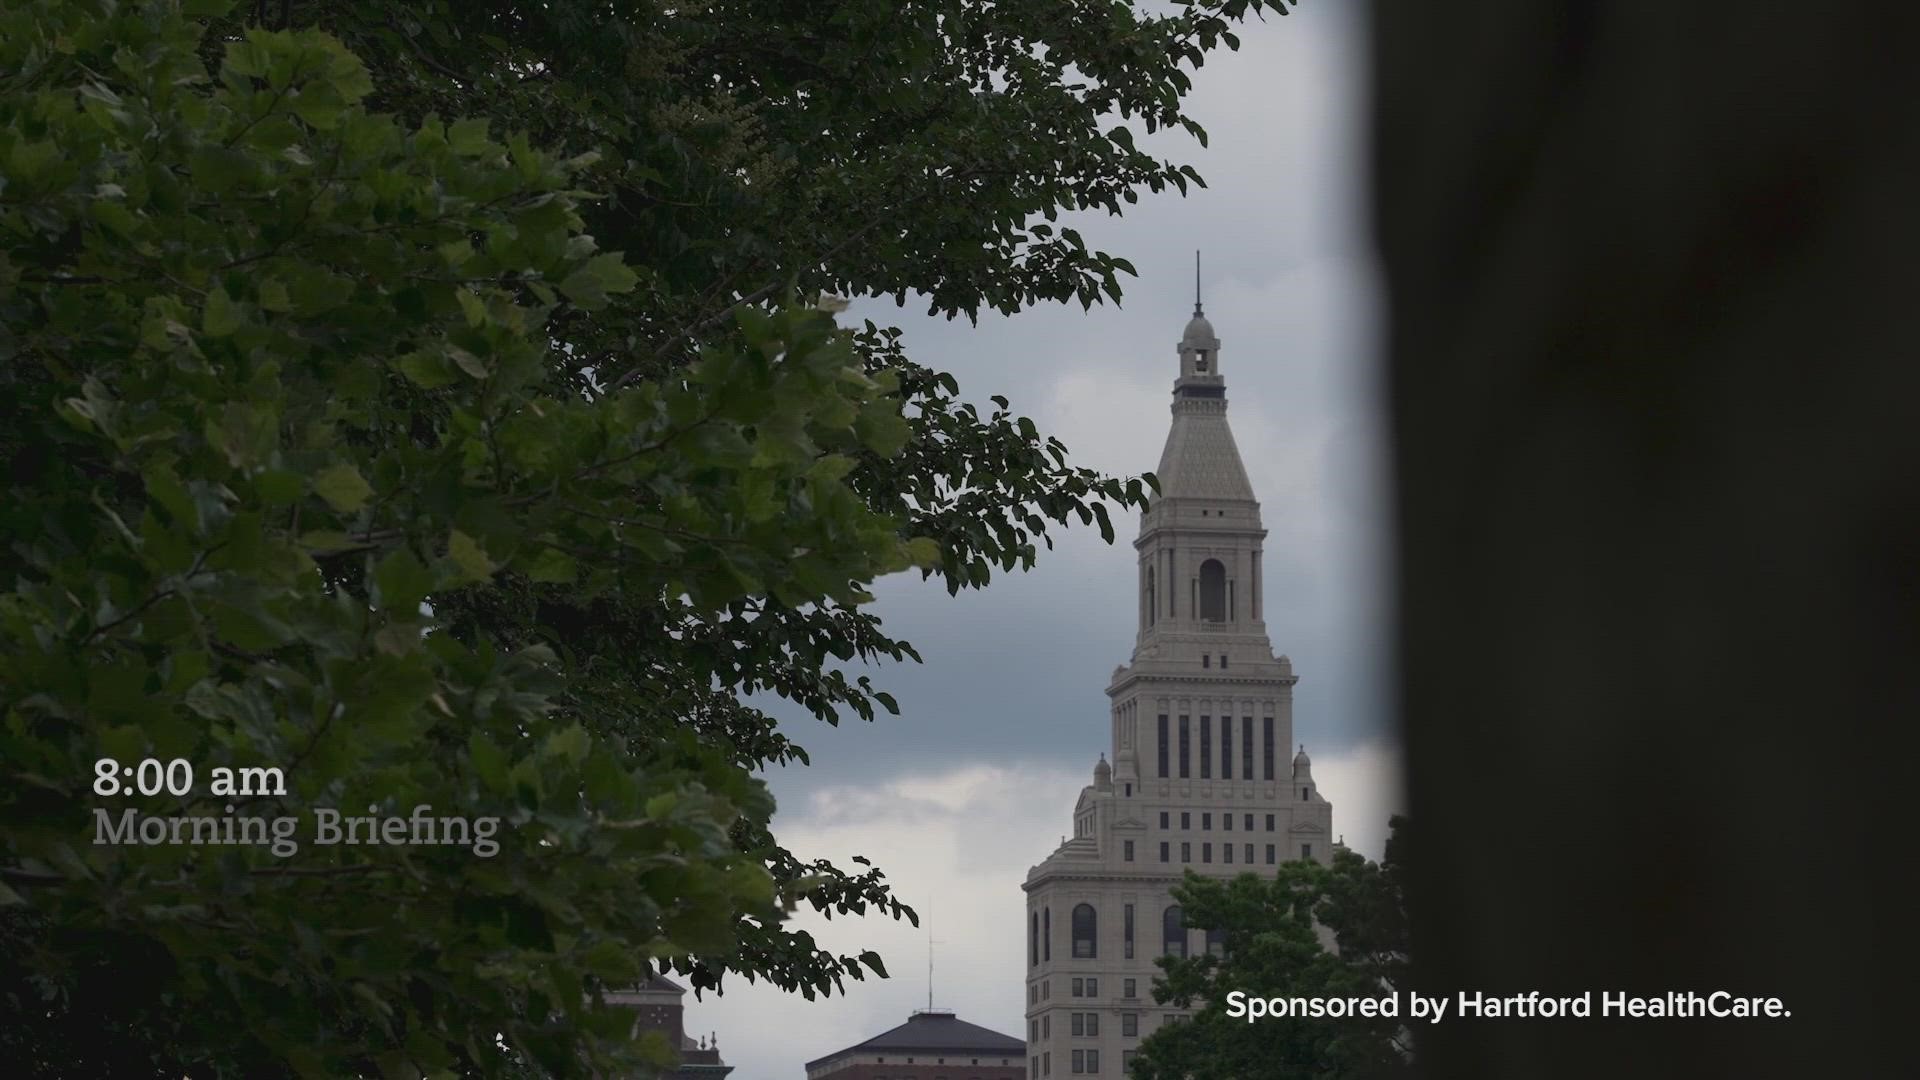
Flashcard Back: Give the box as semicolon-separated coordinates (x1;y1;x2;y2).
685;4;1395;1075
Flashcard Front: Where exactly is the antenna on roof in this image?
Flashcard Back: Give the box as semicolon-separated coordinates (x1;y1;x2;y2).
1194;249;1204;316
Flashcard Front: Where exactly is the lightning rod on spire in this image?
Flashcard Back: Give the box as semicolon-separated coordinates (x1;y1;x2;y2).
1194;249;1203;315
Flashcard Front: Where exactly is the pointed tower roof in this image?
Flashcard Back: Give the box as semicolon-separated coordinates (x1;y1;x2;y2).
1152;254;1256;503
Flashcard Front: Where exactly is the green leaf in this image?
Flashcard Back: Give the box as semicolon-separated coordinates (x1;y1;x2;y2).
312;463;373;514
202;288;242;337
375;547;433;613
447;529;495;583
525;547;577;584
557;253;637;310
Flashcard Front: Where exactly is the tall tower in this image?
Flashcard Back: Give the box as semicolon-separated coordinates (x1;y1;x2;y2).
1020;275;1335;1079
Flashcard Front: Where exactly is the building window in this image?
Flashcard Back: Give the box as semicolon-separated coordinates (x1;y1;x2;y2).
1224;812;1233;831
1044;1051;1051;1076
1072;1050;1084;1074
1072;977;1083;997
1177;716;1190;778
1124;978;1137;998
1044;907;1051;962
1244;813;1253;830
1179;812;1189;829
1220;653;1229;669
1302;843;1313;860
1180;842;1190;862
1087;1049;1100;1073
1262;717;1275;779
1244;843;1253;863
1072;903;1097;959
1266;844;1276;864
1156;715;1169;779
1199;558;1226;621
1072;1013;1084;1036
1207;928;1226;957
1123;840;1134;862
1031;912;1039;967
1159;811;1169;828
1202;843;1212;863
1302;787;1309;801
1045;980;1050;999
1087;1012;1100;1037
1124;903;1135;959
1124;783;1131;797
1045;1013;1051;1035
1122;1012;1139;1037
1199;717;1211;778
1221;717;1232;778
1159;842;1169;862
1224;844;1234;863
1265;814;1275;832
1032;1020;1039;1041
1202;654;1210;669
1201;813;1211;830
1241;718;1253;780
1088;977;1098;997
1123;1050;1137;1070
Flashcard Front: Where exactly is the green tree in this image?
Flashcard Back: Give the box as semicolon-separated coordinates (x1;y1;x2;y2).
2;0;1299;1074
1132;817;1413;1080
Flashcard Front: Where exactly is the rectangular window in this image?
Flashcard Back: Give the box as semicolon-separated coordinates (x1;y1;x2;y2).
1224;813;1233;831
1221;716;1232;778
1265;814;1275;832
1202;843;1212;863
1123;1050;1137;1070
1123;1013;1139;1037
1034;1055;1040;1077
1032;1020;1040;1041
1181;842;1191;862
1242;718;1254;780
1124;978;1137;998
1245;843;1253;863
1224;844;1234;863
1199;716;1211;778
1088;1049;1100;1073
1201;813;1211;830
1159;811;1169;828
1181;812;1190;829
1262;717;1275;780
1303;843;1313;860
1244;813;1254;830
1046;1013;1051;1036
1266;844;1276;864
1156;715;1169;779
1178;716;1190;778
1088;978;1098;997
1072;1049;1083;1074
1124;904;1135;960
1072;1013;1084;1036
1072;977;1083;997
1123;840;1134;862
1045;980;1051;999
1087;1012;1100;1036
1159;842;1169;862
1045;1051;1051;1076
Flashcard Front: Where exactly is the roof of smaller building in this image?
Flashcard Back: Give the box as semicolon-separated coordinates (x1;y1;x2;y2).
806;1010;1024;1068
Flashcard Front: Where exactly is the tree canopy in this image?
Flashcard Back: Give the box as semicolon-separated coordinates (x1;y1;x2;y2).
1132;817;1413;1080
1;0;1298;1074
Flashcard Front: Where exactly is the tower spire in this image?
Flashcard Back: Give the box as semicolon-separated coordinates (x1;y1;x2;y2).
1194;249;1204;316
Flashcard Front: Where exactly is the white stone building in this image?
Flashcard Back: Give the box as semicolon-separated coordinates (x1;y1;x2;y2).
1021;290;1336;1078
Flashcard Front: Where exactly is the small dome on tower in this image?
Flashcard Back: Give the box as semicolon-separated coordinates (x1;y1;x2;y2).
1292;744;1312;769
1181;312;1216;344
1094;754;1112;790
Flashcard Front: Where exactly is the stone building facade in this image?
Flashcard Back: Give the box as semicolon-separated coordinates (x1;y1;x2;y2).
1021;295;1337;1077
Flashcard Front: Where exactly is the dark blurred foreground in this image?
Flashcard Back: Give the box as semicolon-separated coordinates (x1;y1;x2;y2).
1376;4;1910;1077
